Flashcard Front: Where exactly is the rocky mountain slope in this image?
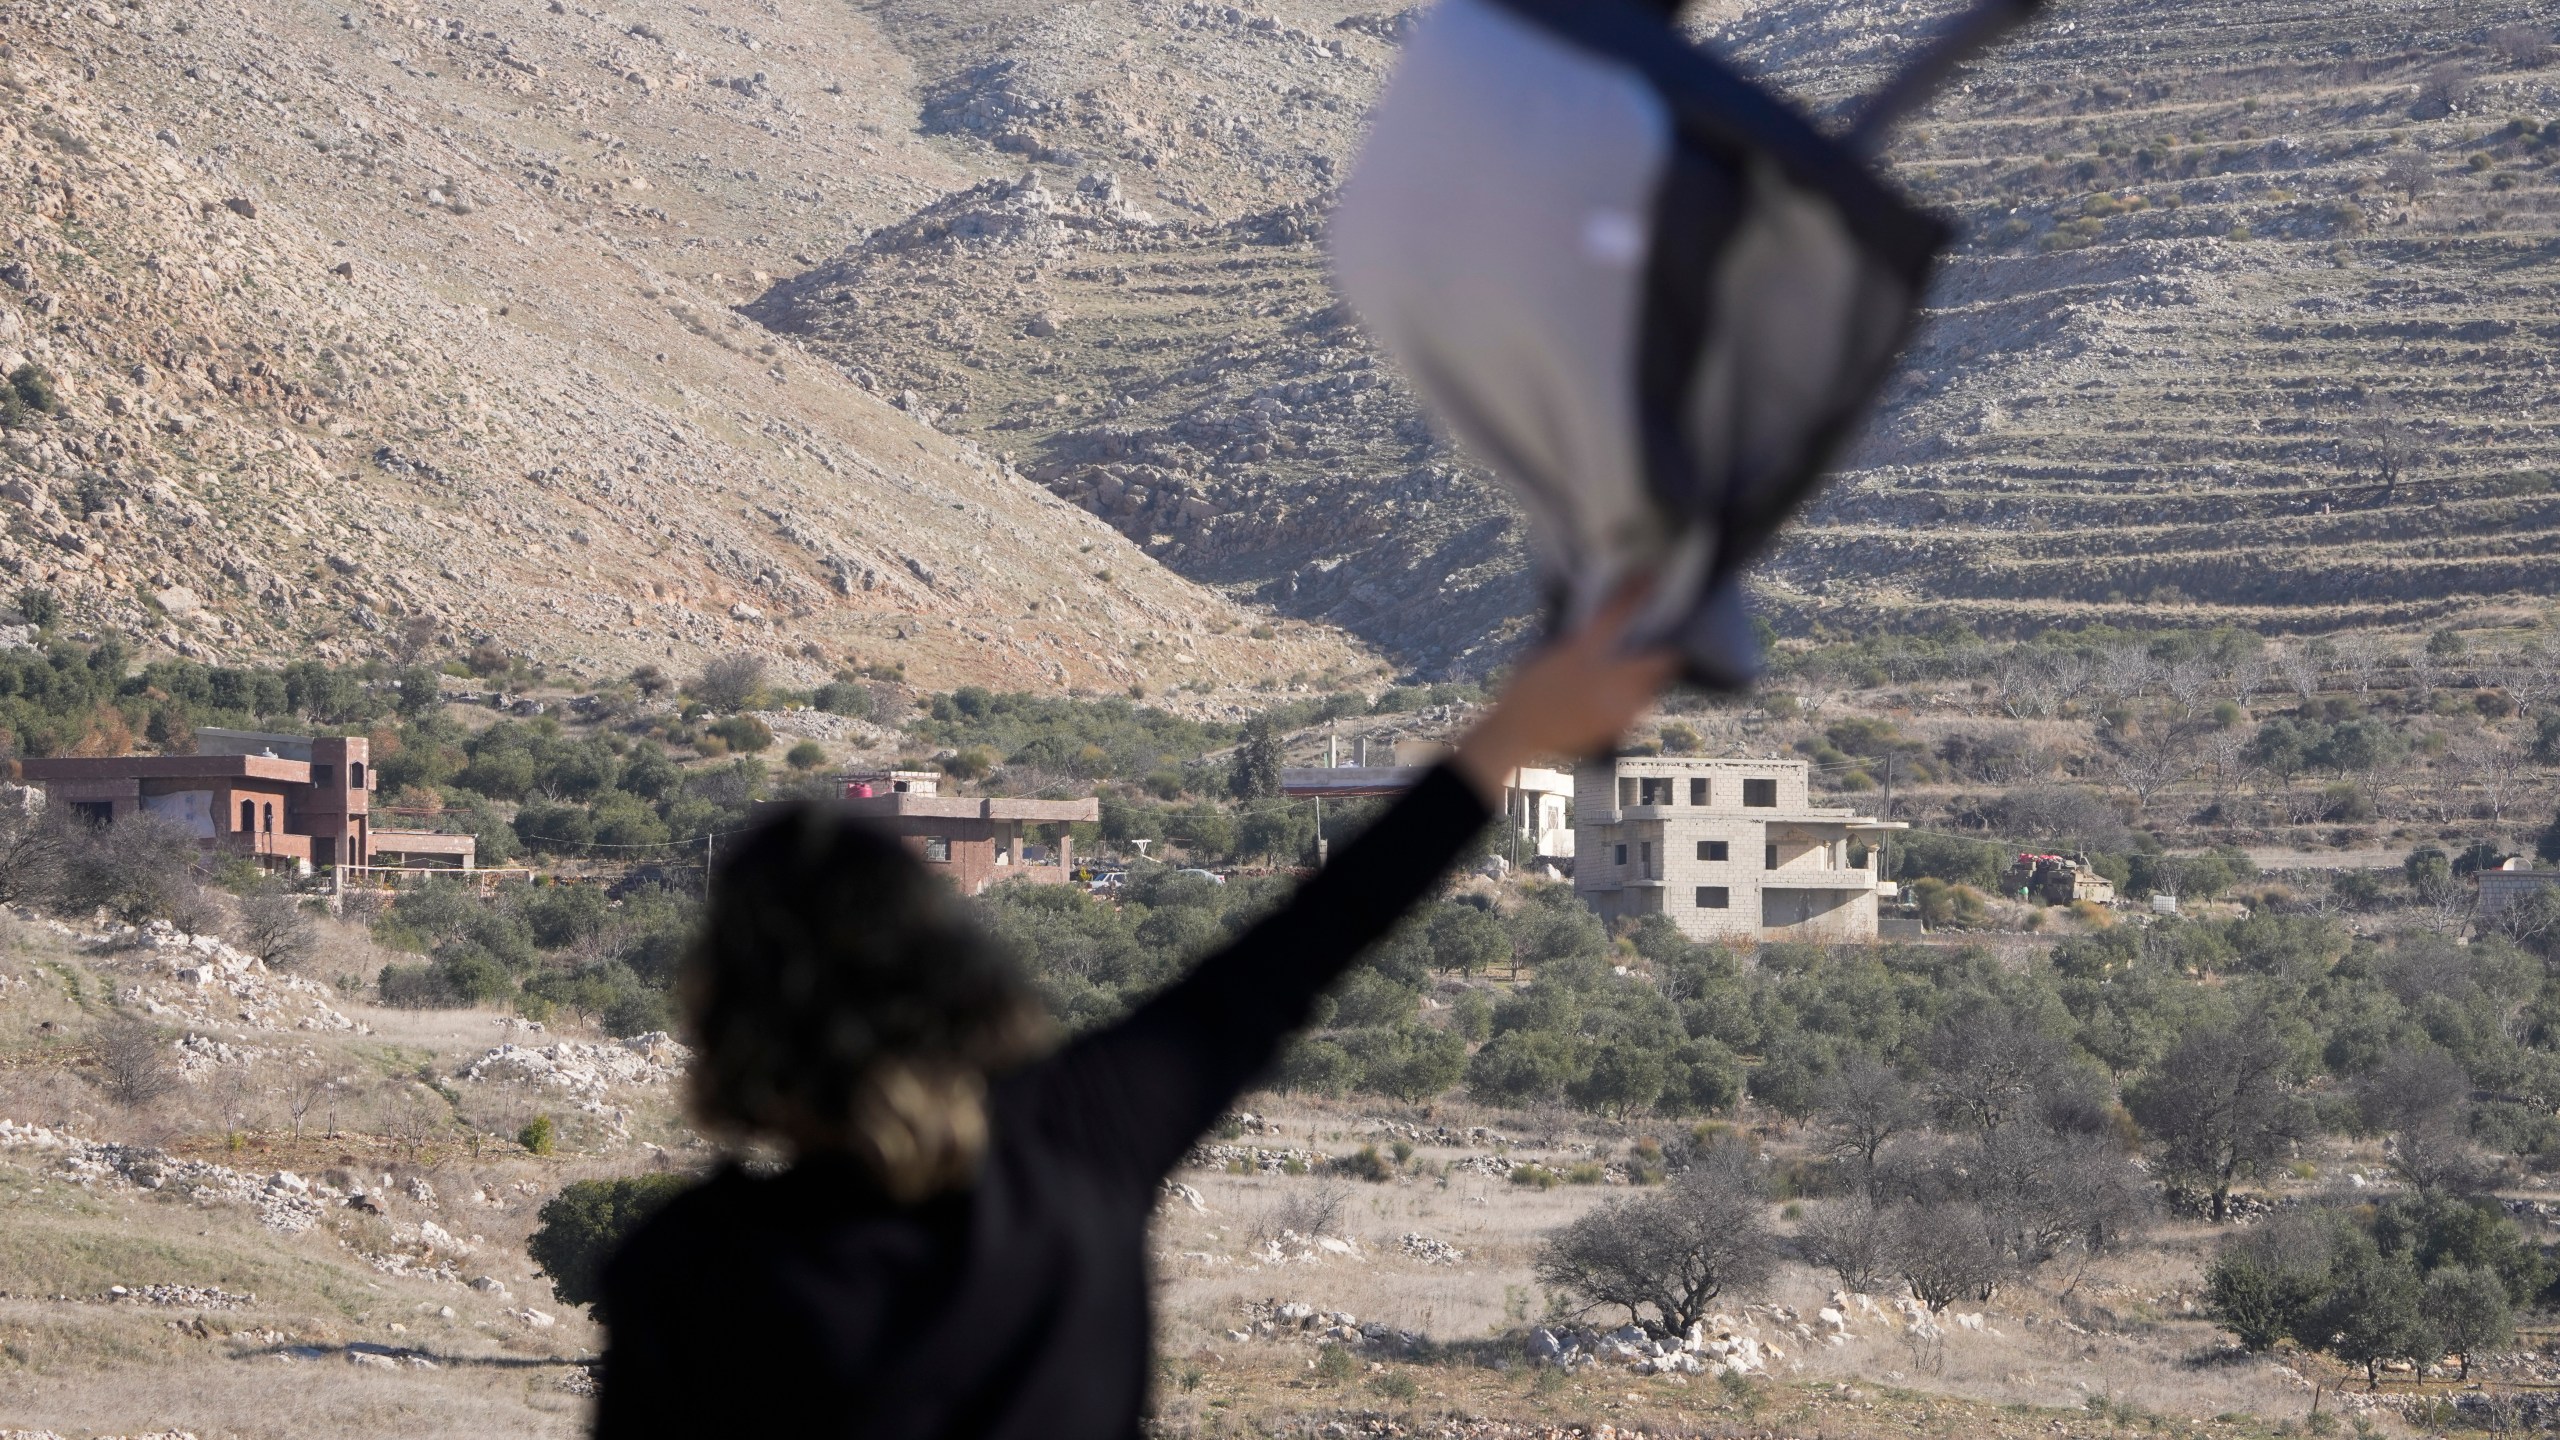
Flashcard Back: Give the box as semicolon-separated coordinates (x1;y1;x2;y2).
763;0;2560;671
0;0;1373;694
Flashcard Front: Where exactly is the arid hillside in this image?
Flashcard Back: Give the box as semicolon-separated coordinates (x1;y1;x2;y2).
0;0;1373;694
765;0;2560;672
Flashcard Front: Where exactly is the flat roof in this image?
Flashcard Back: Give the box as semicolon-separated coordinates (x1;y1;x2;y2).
837;794;1099;823
23;754;315;784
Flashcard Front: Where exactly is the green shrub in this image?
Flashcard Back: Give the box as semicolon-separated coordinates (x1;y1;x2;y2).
1509;1163;1558;1190
1333;1144;1394;1183
1313;1343;1357;1383
785;740;828;772
708;714;774;754
526;1174;693;1311
518;1114;556;1156
811;681;873;718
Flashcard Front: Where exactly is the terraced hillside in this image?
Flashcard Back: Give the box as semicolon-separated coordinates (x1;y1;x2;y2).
1747;0;2560;635
770;0;2560;671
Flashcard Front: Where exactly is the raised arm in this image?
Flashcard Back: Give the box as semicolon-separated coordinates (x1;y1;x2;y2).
1017;591;1680;1187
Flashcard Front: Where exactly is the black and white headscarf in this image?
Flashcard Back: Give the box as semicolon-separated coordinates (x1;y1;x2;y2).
1332;0;2040;686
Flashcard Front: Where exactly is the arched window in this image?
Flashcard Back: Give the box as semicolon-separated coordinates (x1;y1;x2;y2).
350;761;366;790
240;799;255;833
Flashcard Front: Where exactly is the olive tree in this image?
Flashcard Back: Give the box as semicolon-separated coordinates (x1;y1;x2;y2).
2125;1012;2308;1221
1534;1139;1775;1339
527;1173;695;1312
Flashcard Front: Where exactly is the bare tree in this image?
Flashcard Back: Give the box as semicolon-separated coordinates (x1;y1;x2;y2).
2109;717;2200;811
2200;727;2258;810
2273;645;2323;702
381;1084;452;1160
2162;657;2218;714
1816;1053;1918;1187
0;786;65;903
2503;647;2560;711
1800;1198;1900;1294
287;1071;335;1142
2491;24;2552;68
2453;731;2525;825
1892;1201;2008;1312
165;884;225;942
688;653;769;713
92;1013;177;1108
2352;396;2412;505
2381;149;2437;203
1534;1139;1776;1340
2416;62;2475;116
2098;644;2157;704
2331;632;2386;697
235;887;320;969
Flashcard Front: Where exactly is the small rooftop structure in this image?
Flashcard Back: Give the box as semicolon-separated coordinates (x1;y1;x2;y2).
1280;763;1574;860
2479;859;2560;920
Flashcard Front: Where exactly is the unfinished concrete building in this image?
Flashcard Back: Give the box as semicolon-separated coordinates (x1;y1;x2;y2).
839;770;1099;897
1574;756;1900;942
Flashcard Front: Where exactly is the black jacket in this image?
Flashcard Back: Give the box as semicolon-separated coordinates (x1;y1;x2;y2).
594;766;1489;1438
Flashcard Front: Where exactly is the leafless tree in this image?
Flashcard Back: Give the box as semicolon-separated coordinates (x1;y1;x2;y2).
1993;659;2054;719
2405;647;2449;705
2273;645;2323;702
1800;1198;1900;1294
287;1071;335;1142
92;1013;177;1108
2331;632;2386;697
2352;396;2413;505
2503;648;2560;712
2098;644;2157;703
2045;651;2096;708
688;652;769;713
2381;148;2437;203
2453;731;2525;825
2110;719;2200;811
2492;24;2552;68
165;885;225;942
381;1084;452;1159
2218;652;2269;705
2162;657;2218;714
1817;1054;1919;1187
235;887;320;969
1891;1201;2008;1312
0;787;65;903
2200;727;2258;809
1534;1139;1776;1339
2417;62;2475;116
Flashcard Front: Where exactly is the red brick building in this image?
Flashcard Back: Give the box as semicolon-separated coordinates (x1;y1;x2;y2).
23;727;378;873
839;771;1098;897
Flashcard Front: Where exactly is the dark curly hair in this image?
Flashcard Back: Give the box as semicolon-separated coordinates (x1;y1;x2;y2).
681;804;1048;1199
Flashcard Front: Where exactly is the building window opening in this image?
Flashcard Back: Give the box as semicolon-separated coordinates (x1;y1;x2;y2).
1613;843;1628;866
350;761;366;789
263;803;276;834
1689;777;1709;806
71;801;113;827
1695;886;1730;910
1765;844;1778;871
1639;778;1674;806
1743;778;1778;808
239;799;256;833
1639;841;1654;878
1697;840;1729;862
922;836;952;864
